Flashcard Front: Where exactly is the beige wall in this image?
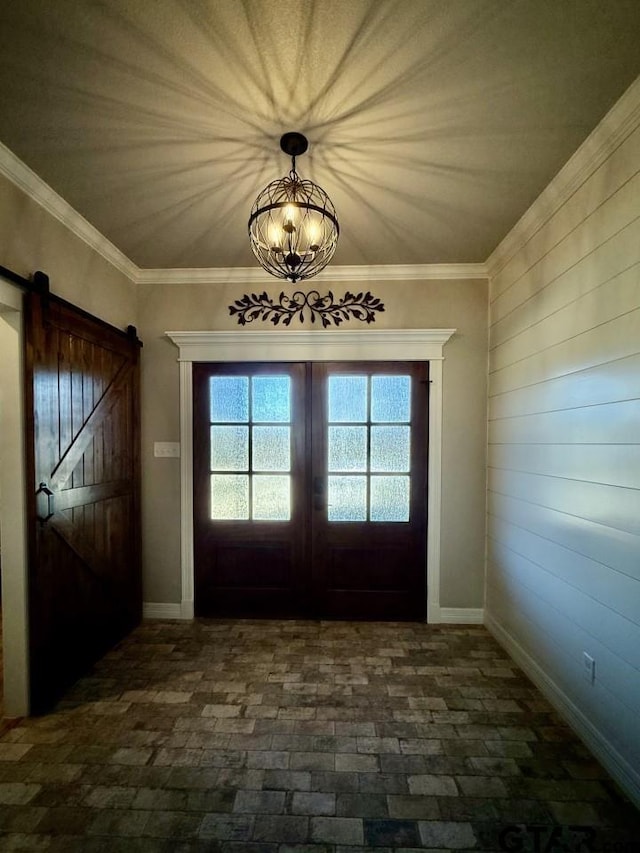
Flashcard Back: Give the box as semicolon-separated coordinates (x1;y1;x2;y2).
0;281;29;715
0;173;136;329
486;98;640;794
137;277;488;609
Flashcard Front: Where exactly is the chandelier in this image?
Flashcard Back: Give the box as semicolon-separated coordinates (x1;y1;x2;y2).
248;132;339;282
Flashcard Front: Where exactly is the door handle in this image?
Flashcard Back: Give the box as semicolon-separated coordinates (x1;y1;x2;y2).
36;482;55;522
313;476;325;510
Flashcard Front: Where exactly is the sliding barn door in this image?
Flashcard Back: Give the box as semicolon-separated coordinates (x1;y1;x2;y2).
24;292;142;713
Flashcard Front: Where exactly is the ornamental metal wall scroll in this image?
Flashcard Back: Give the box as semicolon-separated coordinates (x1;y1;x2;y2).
229;289;385;327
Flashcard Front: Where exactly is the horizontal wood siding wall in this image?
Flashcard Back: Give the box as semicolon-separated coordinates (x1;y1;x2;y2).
486;100;640;787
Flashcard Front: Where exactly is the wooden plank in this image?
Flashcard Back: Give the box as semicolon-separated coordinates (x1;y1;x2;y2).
33;313;58;488
56;480;130;511
93;346;105;553
488;489;640;580
489;353;640;420
49;360;133;491
71;335;85;529
489;308;640;397
488;467;640;538
58;331;72;470
82;338;95;542
491;221;640;350
489;443;640;490
72;335;85;486
491;262;640;372
487;515;640;623
490;398;640;446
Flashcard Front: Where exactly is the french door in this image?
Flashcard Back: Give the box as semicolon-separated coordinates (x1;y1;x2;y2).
193;361;428;621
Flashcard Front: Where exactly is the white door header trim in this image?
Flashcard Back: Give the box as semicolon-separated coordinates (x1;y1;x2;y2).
166;329;456;363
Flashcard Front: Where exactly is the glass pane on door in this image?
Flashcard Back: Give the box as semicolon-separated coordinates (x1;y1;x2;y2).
208;374;292;521
326;374;412;522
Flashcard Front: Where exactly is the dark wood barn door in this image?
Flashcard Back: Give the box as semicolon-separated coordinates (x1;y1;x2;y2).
193;361;428;621
24;292;142;714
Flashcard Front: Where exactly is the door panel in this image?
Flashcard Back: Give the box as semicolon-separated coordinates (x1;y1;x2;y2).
193;361;428;621
24;292;142;713
311;362;428;620
193;363;309;617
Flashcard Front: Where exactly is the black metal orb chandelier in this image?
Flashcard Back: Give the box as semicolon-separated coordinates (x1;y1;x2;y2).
248;132;339;283
234;131;385;326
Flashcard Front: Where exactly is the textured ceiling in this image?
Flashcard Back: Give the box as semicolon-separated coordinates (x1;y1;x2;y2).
1;0;640;270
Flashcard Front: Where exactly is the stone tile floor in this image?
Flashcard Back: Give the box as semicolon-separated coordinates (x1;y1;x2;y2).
0;619;638;852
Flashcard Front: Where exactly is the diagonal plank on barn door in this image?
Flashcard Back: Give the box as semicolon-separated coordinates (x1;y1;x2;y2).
24;291;142;714
49;359;134;492
47;354;134;562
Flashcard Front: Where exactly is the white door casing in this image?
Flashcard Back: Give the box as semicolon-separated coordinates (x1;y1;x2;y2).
166;329;457;623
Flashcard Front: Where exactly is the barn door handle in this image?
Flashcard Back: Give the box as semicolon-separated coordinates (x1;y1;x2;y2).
313;476;325;511
35;482;55;522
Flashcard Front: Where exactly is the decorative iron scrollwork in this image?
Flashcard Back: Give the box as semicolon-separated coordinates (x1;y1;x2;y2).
229;290;385;327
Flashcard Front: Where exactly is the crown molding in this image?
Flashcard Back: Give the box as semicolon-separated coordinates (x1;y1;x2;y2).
137;262;487;285
0;141;138;282
5;68;639;289
487;74;640;279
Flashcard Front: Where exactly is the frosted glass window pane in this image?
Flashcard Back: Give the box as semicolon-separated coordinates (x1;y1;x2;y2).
253;426;290;471
210;474;249;519
252;376;290;422
370;426;410;472
328;376;367;422
371;375;411;422
370;476;410;522
210;377;249;422
328;426;367;471
253;475;290;520
328;476;367;521
210;426;248;471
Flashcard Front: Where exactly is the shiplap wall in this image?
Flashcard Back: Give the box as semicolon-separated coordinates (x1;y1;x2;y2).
485;79;640;802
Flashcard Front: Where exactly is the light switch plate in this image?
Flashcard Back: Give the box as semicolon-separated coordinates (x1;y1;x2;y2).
154;441;180;458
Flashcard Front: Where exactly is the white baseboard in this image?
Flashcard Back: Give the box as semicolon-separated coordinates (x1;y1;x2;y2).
485;611;640;809
180;600;194;620
435;607;484;624
143;602;187;620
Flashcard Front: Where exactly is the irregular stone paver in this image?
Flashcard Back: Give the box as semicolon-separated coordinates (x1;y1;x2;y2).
0;619;637;849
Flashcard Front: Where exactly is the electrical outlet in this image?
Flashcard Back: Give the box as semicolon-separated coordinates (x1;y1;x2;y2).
583;652;595;685
154;441;180;458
